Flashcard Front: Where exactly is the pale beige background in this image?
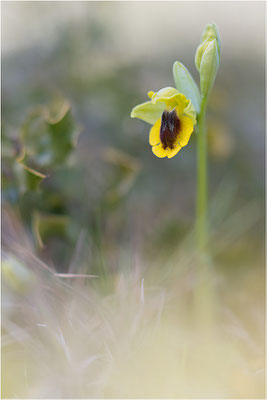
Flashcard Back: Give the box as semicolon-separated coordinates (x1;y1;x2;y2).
2;1;265;61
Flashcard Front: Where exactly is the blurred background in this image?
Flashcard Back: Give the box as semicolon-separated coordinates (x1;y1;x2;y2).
2;2;265;398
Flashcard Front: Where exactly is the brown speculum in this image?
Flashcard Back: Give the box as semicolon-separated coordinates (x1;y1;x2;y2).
160;109;181;149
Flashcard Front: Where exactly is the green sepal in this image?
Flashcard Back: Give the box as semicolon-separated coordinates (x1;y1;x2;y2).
173;61;201;113
184;101;197;125
199;39;220;98
130;101;165;125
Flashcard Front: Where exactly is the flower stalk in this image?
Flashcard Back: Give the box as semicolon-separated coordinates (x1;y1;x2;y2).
194;23;220;328
195;94;214;330
194;23;220;256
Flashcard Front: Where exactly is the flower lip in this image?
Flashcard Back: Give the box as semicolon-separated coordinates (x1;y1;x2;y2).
160;109;181;149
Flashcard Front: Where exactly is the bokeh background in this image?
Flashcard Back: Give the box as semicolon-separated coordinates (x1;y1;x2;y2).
2;2;265;399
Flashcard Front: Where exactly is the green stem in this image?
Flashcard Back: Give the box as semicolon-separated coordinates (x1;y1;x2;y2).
196;95;208;254
195;95;215;330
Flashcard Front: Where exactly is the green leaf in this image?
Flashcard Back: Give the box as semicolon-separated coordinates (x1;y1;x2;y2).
14;160;46;193
173;61;201;113
45;101;79;165
20;99;79;171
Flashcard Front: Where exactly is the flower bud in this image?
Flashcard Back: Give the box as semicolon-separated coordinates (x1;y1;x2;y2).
201;23;221;54
199;39;220;98
195;24;221;97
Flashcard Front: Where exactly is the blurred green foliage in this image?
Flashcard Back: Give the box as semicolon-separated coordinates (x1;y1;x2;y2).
2;90;141;271
19;100;78;170
2;13;264;275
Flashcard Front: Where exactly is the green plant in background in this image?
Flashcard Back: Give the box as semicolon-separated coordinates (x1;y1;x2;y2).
2;98;81;268
3;98;79;195
131;23;220;254
2;93;140;273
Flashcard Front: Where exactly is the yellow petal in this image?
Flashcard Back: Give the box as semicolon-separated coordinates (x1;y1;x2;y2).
166;145;182;158
178;115;194;147
151;87;189;112
174;94;189;115
152;144;167;158
149;118;161;146
152;143;181;159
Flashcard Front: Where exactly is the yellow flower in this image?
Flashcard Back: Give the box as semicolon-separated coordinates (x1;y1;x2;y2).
131;87;197;159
